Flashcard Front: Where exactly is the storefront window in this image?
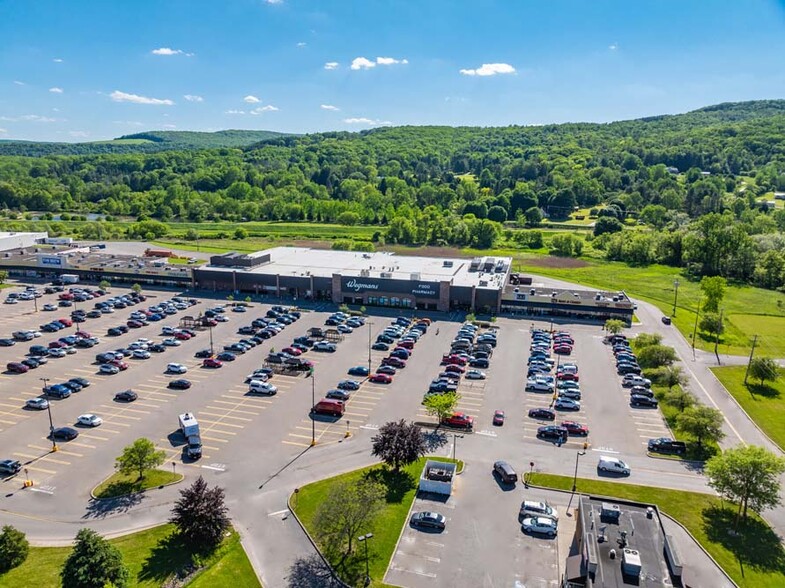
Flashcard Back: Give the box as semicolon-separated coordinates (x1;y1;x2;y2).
391;297;400;307
379;297;389;306
402;298;412;308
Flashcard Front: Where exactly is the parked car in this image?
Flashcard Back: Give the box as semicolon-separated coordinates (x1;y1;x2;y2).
441;412;473;429
492;410;505;426
466;369;486;380
631;394;658;407
313;341;337;353
114;390;138;402
522;516;558;537
26;397;49;410
0;459;22;475
493;460;518;484
337;380;361;391
203;358;223;368
7;362;29;373
520;500;559;522
536;425;568;441
369;373;392;384
528;408;556;421
77;414;103;427
50;427;79;441
166;363;188;374
561;421;589;436
99;364;120;375
410;512;446;530
348;366;370;376
554;398;581;411
648;437;687;454
168;379;192;390
326;388;351;401
525;380;554;393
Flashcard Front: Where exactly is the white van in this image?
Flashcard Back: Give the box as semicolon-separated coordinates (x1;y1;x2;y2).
598;456;630;476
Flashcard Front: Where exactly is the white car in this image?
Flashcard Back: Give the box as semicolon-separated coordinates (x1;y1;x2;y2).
137;338;153;345
48;348;67;358
43;304;57;311
162;326;176;335
132;349;151;359
249;380;278;395
525;380;554;393
465;370;486;380
215;315;229;322
167;363;187;374
522;516;557;537
77;414;103;427
554;398;581;411
162;338;181;347
99;364;120;375
337;324;353;334
313;341;337;352
245;371;269;382
26;397;49;410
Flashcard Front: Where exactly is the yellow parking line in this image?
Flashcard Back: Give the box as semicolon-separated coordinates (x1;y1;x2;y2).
6;397;28;402
205;406;260;416
69;441;96;449
23;464;58;475
146;390;178;398
210;400;262;412
198;419;243;429
79;433;109;441
101;419;131;427
28;444;83;458
347;400;377;407
0;417;18;425
98;406;145;417
282;440;311;447
136;384;162;390
199;411;252;422
13;452;71;466
200;435;229;443
0;402;23;410
344;411;369;417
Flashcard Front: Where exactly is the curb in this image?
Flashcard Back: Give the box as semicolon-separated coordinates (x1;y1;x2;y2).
90;470;184;501
525;480;738;588
645;451;706;466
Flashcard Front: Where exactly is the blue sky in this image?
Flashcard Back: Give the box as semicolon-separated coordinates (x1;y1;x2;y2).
2;0;785;141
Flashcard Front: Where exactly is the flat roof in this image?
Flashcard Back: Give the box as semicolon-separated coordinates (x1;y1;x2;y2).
199;247;511;289
579;496;675;587
0;232;46;238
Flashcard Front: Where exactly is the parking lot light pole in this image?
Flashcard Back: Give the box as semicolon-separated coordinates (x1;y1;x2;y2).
310;367;316;446
672;280;680;317
567;443;588;513
367;321;373;375
452;433;464;462
208;323;214;355
358;533;373;586
40;378;57;452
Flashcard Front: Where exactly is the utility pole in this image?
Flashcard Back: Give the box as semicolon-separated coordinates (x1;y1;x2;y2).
40;378;57;452
714;308;724;365
744;334;758;385
672;280;680;317
310;368;316;446
691;295;702;361
367;321;373;375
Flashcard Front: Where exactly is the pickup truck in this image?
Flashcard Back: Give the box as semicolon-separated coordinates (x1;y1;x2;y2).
647;437;687;454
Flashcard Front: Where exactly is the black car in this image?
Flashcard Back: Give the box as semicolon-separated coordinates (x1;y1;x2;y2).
50;427;79;441
410;512;446;530
194;349;213;358
537;425;568;441
429;381;458;393
217;352;236;362
149;343;166;353
0;459;22;475
114;390;138;402
0;338;15;347
376;335;395;344
648;437;687;454
629;386;654;398
168;379;192;390
61;380;83;392
337;379;361;391
631;394;658;407
528;408;556;421
469;358;489;368
69;377;91;388
372;342;390;351
238;326;256;335
21;358;41;369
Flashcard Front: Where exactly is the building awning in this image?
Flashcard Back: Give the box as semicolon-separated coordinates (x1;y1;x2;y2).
565;554;586;582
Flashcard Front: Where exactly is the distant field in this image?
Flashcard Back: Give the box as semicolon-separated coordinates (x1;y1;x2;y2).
91;138;155;145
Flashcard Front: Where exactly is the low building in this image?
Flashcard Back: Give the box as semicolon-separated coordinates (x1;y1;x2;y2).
194;247;512;313
564;496;683;587
418;460;456;495
0;231;48;252
500;285;635;325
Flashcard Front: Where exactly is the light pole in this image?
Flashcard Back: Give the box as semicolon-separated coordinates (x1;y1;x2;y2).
40;378;57;452
567;443;588;513
208;323;214;355
452;433;464;462
691;294;702;360
672;279;680;317
310;367;316;446
358;533;373;586
367;321;373;375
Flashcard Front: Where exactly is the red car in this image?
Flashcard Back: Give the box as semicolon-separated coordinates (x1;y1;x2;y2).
58;318;73;327
557;371;579;381
174;331;192;340
282;346;303;356
75;330;91;339
6;362;29;373
48;340;67;349
127;320;143;328
110;360;129;371
441;354;467;366
381;356;406;368
493;410;505;426
441;412;474;429
204;318;218;327
444;364;465;374
203;358;223;368
58;293;74;300
561;421;589;436
369;373;392;384
553;345;573;355
398;340;414;349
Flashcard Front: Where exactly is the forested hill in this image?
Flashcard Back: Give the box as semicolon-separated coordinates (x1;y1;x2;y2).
0;129;288;156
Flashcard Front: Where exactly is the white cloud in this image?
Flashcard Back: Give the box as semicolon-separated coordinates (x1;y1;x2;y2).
376;56;408;65
49;87;63;94
459;62;516;76
162;124;177;129
265;0;283;4
609;43;618;50
250;105;279;113
52;108;61;112
69;131;89;138
13;81;25;86
112;120;145;126
110;90;175;105
53;58;64;63
343;117;391;126
183;94;204;102
225;109;246;115
151;47;194;57
0;128;7;134
1;114;58;123
324;61;339;70
320;104;340;111
351;57;376;70
243;95;260;103
297;42;307;47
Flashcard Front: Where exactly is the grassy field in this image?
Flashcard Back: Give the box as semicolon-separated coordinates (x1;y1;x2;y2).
529;473;785;588
292;457;460;588
649;383;720;460
0;524;260;588
712;366;785;451
92;469;183;498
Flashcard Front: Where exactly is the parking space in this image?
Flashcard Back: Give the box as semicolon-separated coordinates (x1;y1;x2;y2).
385;462;571;588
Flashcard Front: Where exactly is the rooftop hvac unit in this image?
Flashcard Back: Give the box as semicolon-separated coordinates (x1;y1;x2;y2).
479;280;488;287
410;272;421;281
443;260;454;267
380;272;392;278
470;257;482;271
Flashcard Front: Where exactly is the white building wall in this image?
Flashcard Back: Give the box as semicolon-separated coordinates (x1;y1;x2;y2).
0;232;48;252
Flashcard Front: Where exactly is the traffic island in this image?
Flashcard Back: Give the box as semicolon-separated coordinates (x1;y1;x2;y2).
91;469;183;499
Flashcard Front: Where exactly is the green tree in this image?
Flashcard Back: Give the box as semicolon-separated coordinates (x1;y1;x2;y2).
748;356;780;387
170;476;230;553
371;420;427;472
699;312;724;338
233;227;248;239
660;365;688;391
700;275;727;313
115;438;166;481
676;405;725;449
184;228;200;241
487;205;508;223
664;387;696;412
131;283;142;294
0;525;29;573
705;445;785;529
632;332;662;349
593;216;624;236
636;344;677;369
0;270;7;284
98;279;110;291
60;528;128;588
422;391;460;423
523;207;543;227
604;319;625;335
313;478;386;556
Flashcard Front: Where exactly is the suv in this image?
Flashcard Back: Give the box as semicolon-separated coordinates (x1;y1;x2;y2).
648;437;687;454
519;500;559;521
441;412;473;429
492;461;518;484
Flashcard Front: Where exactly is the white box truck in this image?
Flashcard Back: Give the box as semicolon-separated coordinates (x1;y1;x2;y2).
61;274;79;284
178;413;202;459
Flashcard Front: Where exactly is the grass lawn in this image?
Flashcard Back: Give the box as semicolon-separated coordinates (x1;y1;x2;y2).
650;383;720;461
712;366;785;451
529;473;785;588
167;256;205;265
0;524;260;588
92;469;183;499
292;457;460;588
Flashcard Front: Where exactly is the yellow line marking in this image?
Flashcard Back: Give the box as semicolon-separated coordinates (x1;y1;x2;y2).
198;419;243;429
199;411;252;422
28;444;83;457
79;433;109;441
22;465;58;475
69;441;96;449
282;440;310;447
13;452;71;465
200;435;229;443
